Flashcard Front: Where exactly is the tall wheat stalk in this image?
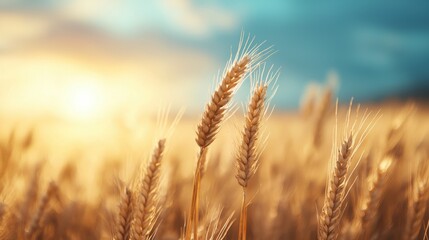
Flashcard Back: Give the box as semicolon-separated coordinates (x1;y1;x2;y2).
184;33;273;240
318;100;376;240
132;139;166;240
235;65;277;240
403;165;429;240
236;84;267;240
25;181;57;239
313;87;333;147
115;187;133;240
359;157;393;239
318;134;354;240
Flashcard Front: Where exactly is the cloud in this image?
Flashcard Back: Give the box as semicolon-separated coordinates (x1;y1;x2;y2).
51;0;239;37
1;0;241;38
2;0;429;110
0;21;219;116
160;0;238;37
0;11;55;49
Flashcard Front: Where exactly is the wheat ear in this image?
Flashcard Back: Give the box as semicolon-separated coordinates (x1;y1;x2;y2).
116;187;133;240
360;157;393;238
236;84;267;188
195;54;250;149
25;181;57;239
403;177;429;240
236;84;267;240
132;139;166;240
313;87;333;147
187;54;250;240
318;134;353;240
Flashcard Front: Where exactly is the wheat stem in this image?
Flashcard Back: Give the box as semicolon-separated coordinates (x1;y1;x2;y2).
132;139;165;240
116;187;133;240
25;181;57;239
360;157;393;239
318;134;353;240
185;52;253;240
403;180;429;240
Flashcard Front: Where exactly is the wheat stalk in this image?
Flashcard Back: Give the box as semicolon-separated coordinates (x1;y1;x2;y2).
236;84;267;240
236;84;267;188
318;99;378;240
195;54;250;149
403;175;429;240
313;87;333;147
185;33;273;240
187;53;249;239
132;139;166;240
235;64;277;240
116;187;133;240
360;157;393;238
318;134;353;240
25;181;57;239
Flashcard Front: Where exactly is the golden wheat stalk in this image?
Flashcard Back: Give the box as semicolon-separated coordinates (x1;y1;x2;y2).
205;209;235;240
359;157;393;238
313;87;333;147
385;105;414;159
188;52;250;238
318;99;378;240
403;176;429;240
236;84;267;188
25;181;57;239
184;33;273;240
318;134;353;240
300;84;318;119
236;65;277;240
20;163;43;229
132;139;166;240
236;84;267;240
116;187;133;240
199;148;208;178
238;191;248;240
195;54;250;149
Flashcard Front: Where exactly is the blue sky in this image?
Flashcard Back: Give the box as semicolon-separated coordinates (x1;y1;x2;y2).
1;0;429;112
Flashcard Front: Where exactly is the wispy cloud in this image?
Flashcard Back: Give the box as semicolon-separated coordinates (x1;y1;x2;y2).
2;0;241;37
0;16;220;117
159;0;238;37
1;0;429;111
0;11;55;49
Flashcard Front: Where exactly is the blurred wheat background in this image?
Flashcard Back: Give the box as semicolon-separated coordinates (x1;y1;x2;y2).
0;1;429;240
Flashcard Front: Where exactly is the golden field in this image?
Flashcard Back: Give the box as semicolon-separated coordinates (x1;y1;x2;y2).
0;39;429;240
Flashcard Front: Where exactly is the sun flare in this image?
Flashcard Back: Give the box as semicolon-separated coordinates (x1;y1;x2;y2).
66;82;104;121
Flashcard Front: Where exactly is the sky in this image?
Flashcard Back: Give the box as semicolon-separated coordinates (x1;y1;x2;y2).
1;0;429;120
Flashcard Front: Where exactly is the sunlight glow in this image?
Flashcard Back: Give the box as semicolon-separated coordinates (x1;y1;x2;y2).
66;82;104;121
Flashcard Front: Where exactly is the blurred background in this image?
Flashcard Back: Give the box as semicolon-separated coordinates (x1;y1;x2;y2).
1;1;429;115
0;1;428;159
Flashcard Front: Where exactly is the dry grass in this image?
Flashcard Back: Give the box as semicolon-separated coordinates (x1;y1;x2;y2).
0;36;429;240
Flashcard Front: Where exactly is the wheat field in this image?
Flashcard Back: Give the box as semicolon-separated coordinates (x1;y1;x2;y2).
0;36;429;240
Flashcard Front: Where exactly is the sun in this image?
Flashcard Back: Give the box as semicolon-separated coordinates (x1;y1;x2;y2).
66;82;104;121
71;87;97;115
